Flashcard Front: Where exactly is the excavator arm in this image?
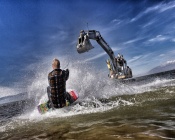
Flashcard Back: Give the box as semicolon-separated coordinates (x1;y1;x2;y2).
77;30;117;72
76;30;132;79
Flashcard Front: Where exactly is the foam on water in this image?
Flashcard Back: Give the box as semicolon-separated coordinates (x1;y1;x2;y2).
1;56;175;132
0;86;22;98
20;59;175;123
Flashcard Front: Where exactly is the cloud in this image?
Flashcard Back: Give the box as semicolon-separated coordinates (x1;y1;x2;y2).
123;37;144;45
159;2;175;13
159;54;165;57
172;38;175;42
144;34;175;45
84;52;106;62
127;53;159;75
50;30;68;41
163;60;175;66
128;55;143;63
168;49;175;55
148;35;168;42
97;19;124;34
130;1;175;22
84;47;120;62
110;19;122;25
129;48;175;75
142;19;156;28
128;53;153;65
130;5;159;22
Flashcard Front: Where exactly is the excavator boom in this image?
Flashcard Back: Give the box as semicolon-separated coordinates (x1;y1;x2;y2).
76;30;132;79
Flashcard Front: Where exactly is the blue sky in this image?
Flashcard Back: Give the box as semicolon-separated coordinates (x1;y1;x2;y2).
0;0;175;86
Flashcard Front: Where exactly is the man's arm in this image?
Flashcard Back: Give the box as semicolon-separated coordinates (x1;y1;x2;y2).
65;69;69;81
48;72;51;86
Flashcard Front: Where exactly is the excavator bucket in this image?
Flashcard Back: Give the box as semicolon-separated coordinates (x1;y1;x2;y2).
77;33;94;53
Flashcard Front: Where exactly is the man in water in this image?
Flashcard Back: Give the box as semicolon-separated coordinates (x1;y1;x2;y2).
47;58;72;109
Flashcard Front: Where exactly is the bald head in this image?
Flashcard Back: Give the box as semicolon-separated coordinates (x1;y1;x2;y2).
52;58;60;69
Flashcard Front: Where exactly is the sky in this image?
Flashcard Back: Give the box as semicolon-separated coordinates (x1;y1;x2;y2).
0;0;175;87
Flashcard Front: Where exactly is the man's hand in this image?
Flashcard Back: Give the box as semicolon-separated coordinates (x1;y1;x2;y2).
65;69;69;80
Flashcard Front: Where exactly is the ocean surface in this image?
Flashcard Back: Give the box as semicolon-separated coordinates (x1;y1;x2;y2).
0;75;175;140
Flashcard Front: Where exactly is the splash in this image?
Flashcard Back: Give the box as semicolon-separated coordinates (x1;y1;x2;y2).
18;56;175;120
1;55;175;133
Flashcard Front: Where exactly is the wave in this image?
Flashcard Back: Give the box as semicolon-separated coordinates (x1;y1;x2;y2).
1;55;175;133
11;57;175;119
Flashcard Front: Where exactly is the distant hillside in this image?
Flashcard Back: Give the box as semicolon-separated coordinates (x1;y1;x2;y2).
147;60;175;74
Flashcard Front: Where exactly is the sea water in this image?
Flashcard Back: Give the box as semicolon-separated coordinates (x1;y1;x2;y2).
0;59;175;140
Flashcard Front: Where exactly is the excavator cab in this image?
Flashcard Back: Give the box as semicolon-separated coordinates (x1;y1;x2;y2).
77;30;94;53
